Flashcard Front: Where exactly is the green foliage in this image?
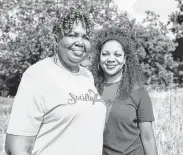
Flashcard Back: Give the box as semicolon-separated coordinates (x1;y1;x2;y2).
102;10;179;88
0;0;179;96
168;0;183;39
0;0;130;96
132;11;178;88
168;0;183;85
0;0;57;96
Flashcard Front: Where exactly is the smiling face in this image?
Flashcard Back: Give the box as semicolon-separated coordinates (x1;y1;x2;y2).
57;20;90;69
100;40;126;77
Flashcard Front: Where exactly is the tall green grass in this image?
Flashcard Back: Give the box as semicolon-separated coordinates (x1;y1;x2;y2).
0;97;12;155
0;89;182;155
150;88;183;155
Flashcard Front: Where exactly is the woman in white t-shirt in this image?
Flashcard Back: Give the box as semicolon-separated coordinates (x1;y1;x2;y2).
5;6;106;155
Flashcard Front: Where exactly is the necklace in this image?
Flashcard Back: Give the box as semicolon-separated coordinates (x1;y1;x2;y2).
52;54;80;73
104;73;122;85
104;80;121;86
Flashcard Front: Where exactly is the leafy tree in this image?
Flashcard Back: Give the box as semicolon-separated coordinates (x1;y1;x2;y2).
168;0;183;85
91;9;179;89
103;10;178;89
0;0;57;96
0;0;128;96
168;0;183;40
0;0;179;96
133;11;178;89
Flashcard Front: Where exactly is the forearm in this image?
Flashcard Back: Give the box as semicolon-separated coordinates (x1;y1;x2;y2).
5;146;32;155
5;134;36;155
141;137;158;155
6;150;31;155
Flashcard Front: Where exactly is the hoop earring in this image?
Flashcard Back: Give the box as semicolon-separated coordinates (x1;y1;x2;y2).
53;34;58;43
122;64;127;73
54;54;58;64
97;64;101;71
53;42;59;64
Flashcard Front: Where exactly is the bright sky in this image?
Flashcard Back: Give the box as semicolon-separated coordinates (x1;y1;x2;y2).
114;0;178;23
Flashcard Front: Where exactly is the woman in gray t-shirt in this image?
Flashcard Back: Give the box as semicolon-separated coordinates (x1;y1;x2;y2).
90;27;158;155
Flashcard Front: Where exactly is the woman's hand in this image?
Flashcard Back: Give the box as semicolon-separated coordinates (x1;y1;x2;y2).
5;134;36;155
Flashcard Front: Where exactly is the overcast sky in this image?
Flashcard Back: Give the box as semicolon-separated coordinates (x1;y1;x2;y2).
114;0;178;23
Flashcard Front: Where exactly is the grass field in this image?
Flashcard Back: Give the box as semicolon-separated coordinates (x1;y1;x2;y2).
0;97;12;155
150;88;183;155
0;89;183;155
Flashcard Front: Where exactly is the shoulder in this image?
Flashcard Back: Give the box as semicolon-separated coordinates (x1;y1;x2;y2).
16;58;52;92
24;58;52;79
79;66;94;80
130;85;148;106
131;84;147;96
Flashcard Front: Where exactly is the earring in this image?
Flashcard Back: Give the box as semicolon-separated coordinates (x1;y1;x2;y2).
122;64;127;73
53;42;59;64
97;64;101;71
54;54;58;64
53;34;58;43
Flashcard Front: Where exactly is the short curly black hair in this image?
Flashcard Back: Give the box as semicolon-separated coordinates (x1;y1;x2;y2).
90;27;145;95
53;5;93;42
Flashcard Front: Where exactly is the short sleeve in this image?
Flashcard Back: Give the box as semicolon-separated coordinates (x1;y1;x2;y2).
7;73;45;136
85;68;95;84
137;88;154;123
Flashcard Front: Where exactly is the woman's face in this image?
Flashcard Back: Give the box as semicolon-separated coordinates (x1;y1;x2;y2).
100;40;125;77
57;20;90;67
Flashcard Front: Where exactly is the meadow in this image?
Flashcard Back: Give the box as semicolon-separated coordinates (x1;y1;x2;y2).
0;97;12;155
150;88;183;155
0;89;182;155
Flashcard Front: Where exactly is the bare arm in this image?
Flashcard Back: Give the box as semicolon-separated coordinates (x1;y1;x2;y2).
139;122;158;155
5;134;36;155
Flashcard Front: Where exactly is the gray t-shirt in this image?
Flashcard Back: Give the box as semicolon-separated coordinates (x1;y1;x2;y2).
102;81;154;155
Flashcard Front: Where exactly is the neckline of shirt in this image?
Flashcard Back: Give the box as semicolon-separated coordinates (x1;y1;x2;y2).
104;80;121;87
47;57;89;77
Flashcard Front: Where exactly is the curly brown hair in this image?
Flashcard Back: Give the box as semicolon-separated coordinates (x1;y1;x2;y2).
53;5;94;42
90;27;145;95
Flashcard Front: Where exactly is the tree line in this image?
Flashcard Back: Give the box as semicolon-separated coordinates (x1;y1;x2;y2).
0;0;182;96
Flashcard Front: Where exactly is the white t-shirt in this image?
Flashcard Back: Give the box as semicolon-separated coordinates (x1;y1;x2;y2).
7;57;106;155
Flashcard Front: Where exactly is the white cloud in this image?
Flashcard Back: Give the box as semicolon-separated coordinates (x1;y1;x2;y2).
113;0;178;23
114;0;137;13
